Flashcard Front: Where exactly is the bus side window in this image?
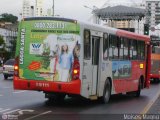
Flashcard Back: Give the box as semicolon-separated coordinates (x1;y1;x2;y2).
109;35;118;60
119;37;124;60
84;30;91;59
109;35;113;59
123;38;129;60
137;41;145;60
132;40;138;60
141;41;145;60
103;33;108;60
129;39;133;60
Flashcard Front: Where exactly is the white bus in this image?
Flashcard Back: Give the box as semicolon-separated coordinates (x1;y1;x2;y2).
14;17;151;103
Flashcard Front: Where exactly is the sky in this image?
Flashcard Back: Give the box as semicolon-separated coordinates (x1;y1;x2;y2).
0;0;143;22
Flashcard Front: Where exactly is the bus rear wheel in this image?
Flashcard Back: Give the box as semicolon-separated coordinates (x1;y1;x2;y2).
100;79;111;104
135;79;141;97
46;93;66;103
153;78;160;83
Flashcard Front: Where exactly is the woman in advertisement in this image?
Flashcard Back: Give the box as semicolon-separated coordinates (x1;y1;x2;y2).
59;43;73;82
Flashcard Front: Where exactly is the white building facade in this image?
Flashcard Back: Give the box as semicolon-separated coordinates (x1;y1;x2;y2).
145;0;160;27
22;0;35;18
22;0;53;18
0;27;17;52
35;0;44;17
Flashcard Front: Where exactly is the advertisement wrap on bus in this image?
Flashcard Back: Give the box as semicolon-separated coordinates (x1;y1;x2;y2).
14;17;151;104
17;21;80;82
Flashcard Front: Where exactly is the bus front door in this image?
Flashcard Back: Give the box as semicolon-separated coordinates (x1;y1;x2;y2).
91;36;100;95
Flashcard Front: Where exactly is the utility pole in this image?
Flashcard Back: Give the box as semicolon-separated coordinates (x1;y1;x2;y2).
52;0;54;16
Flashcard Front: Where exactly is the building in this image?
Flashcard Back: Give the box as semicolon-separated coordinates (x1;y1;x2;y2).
36;0;44;17
145;0;160;27
91;0;146;35
0;22;18;52
22;0;53;17
22;0;35;18
94;5;145;35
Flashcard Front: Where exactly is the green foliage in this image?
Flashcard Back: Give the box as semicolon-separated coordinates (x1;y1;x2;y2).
0;13;18;23
0;36;5;52
0;36;4;45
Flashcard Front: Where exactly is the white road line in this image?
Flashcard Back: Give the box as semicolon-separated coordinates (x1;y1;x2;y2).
0;109;11;113
3;109;21;114
141;87;160;114
24;111;52;120
13;91;26;94
0;94;3;96
2;87;12;89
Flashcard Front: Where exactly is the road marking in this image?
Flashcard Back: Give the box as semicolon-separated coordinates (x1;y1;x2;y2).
0;94;3;96
0;109;11;113
141;88;160;114
13;91;26;94
18;109;34;115
2;87;12;89
24;111;52;120
3;109;21;114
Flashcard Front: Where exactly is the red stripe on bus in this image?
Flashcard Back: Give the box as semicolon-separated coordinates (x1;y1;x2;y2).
116;30;150;42
13;77;81;95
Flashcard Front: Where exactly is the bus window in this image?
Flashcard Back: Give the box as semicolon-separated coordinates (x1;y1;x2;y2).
109;35;118;59
140;41;145;60
119;37;124;59
137;41;145;60
84;30;91;59
129;40;133;60
152;42;160;53
103;33;108;60
123;38;129;60
132;40;138;60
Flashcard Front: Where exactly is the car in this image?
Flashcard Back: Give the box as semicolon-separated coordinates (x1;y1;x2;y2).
3;59;15;79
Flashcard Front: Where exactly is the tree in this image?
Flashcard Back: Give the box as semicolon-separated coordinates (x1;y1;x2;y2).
0;36;6;62
0;35;5;50
0;13;18;23
9;39;16;58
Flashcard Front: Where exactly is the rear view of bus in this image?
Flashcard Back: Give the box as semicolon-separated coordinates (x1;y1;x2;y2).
150;43;160;83
14;17;81;101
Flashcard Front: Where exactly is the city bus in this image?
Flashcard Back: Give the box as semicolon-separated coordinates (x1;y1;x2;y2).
150;40;160;83
14;17;151;103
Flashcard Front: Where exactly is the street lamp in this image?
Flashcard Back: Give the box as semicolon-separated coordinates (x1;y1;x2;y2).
83;5;100;24
52;0;54;16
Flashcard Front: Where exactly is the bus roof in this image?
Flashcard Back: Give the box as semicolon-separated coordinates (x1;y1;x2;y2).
117;29;150;42
23;17;77;23
22;17;150;43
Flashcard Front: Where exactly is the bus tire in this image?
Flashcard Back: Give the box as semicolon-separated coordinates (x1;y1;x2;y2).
46;93;66;103
4;75;8;80
55;94;66;102
135;79;141;97
101;79;111;104
154;78;160;83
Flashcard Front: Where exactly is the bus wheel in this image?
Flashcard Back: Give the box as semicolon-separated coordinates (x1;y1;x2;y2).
154;78;160;83
135;79;141;97
46;93;66;103
55;94;66;102
4;75;8;80
101;79;111;104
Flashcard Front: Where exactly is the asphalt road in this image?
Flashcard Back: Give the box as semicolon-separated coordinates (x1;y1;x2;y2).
0;73;160;120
